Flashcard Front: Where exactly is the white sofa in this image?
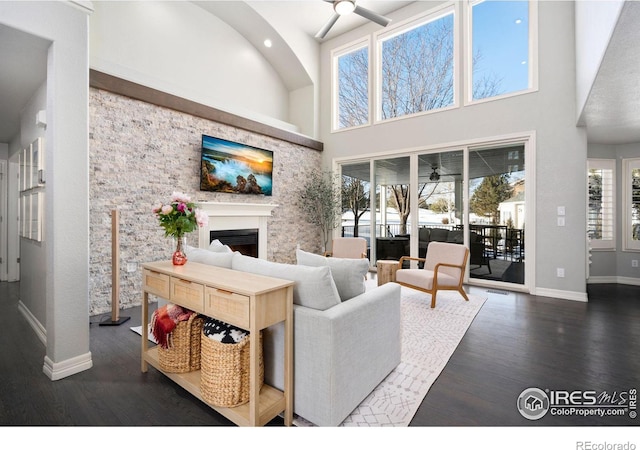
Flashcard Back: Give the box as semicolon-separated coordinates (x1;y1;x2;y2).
186;245;402;427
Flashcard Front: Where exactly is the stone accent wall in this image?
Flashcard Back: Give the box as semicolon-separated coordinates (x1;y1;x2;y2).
89;88;322;315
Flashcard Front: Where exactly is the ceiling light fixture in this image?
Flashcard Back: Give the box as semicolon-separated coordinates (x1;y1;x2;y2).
264;39;272;48
334;0;356;16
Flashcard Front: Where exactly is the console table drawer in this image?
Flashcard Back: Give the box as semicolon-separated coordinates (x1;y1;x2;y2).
204;288;250;329
143;269;170;298
170;277;204;312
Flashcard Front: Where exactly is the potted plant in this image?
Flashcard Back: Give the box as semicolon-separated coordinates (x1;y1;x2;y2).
153;191;208;265
298;170;341;253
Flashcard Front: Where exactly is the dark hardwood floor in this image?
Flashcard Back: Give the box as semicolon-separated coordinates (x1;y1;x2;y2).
1;280;638;431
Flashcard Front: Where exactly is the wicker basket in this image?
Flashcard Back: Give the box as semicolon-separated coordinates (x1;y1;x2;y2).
200;330;264;408
158;314;204;373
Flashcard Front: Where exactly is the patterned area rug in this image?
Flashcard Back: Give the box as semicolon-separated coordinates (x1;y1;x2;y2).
294;281;487;427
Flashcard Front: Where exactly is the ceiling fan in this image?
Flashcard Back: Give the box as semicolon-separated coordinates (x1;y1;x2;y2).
425;166;462;182
315;0;392;40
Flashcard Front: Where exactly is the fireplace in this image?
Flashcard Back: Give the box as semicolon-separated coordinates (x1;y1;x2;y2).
197;202;278;260
210;229;258;258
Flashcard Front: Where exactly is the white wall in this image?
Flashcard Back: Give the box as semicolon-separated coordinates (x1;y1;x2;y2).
318;1;588;299
0;0;92;380
0;144;7;282
14;82;47;324
90;1;295;132
588;142;640;283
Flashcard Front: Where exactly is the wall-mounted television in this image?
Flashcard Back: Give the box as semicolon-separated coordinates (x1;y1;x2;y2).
200;134;273;196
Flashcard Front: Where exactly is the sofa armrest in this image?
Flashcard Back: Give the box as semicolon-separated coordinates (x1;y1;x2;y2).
296;281;401;426
262;282;401;426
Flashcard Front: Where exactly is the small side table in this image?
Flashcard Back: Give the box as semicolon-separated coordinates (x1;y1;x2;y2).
377;260;399;286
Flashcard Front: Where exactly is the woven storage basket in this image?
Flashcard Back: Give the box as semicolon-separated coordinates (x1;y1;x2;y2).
200;330;264;408
158;314;204;373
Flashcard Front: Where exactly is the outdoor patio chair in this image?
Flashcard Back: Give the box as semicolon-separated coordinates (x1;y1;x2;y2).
395;241;470;308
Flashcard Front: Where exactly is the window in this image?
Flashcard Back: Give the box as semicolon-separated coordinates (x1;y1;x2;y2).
469;0;534;102
334;41;369;130
587;159;615;250
329;2;538;130
378;7;455;121
622;158;640;251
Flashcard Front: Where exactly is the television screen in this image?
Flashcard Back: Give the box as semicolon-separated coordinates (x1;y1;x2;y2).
200;135;273;196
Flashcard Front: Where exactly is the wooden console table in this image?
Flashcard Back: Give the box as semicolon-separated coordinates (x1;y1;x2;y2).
140;260;294;426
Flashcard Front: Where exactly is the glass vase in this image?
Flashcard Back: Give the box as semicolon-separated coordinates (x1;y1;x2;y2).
172;236;188;266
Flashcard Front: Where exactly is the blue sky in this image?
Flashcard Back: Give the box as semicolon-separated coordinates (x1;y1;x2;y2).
472;0;530;96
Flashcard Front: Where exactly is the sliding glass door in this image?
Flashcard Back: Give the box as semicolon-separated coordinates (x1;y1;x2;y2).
467;145;525;285
373;157;411;265
337;137;530;289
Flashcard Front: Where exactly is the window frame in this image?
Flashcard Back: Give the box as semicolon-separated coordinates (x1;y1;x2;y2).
464;0;538;106
331;37;372;132
587;158;616;250
328;1;539;132
374;2;459;124
622;157;640;252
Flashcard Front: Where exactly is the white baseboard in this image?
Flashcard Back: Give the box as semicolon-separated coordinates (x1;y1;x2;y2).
43;352;93;381
18;300;46;345
587;276;640;286
533;287;588;302
19;300;93;380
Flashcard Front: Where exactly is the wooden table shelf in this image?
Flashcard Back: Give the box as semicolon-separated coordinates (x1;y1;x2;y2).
140;260;294;427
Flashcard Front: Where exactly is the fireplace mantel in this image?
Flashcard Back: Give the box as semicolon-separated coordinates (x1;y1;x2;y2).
197;202;278;217
197;202;278;259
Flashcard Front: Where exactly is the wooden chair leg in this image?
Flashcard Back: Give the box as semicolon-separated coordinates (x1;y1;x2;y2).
430;289;437;308
459;286;470;301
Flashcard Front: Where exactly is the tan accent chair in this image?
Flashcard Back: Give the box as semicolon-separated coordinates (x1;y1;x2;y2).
324;237;368;259
395;241;470;308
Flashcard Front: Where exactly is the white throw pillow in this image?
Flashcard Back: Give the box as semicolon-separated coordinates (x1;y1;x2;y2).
185;245;234;268
231;253;341;311
296;248;368;301
208;239;233;253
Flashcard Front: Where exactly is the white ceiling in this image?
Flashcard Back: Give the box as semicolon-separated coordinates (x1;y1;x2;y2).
1;0;639;146
579;0;640;144
0;25;49;142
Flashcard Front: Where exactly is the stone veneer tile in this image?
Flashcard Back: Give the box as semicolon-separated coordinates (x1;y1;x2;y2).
89;88;322;315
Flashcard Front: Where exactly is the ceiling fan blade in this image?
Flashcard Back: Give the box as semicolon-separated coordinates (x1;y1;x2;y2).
354;5;391;27
315;13;340;39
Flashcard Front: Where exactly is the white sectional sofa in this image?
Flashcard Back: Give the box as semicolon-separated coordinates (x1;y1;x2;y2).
186;245;402;427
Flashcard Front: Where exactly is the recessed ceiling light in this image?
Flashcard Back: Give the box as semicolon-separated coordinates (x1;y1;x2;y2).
264;39;272;48
515;18;522;24
521;60;527;65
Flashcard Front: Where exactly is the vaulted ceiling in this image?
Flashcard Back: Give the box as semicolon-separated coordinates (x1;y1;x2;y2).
1;1;639;145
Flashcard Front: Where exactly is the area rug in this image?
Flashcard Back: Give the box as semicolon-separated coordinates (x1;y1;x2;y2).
294;281;487;427
129;283;487;427
130;324;157;344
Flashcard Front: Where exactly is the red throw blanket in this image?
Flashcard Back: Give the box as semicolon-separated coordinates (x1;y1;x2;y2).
151;303;194;349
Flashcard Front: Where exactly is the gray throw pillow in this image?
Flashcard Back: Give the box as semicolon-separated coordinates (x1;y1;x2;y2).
231;253;341;311
296;248;368;301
